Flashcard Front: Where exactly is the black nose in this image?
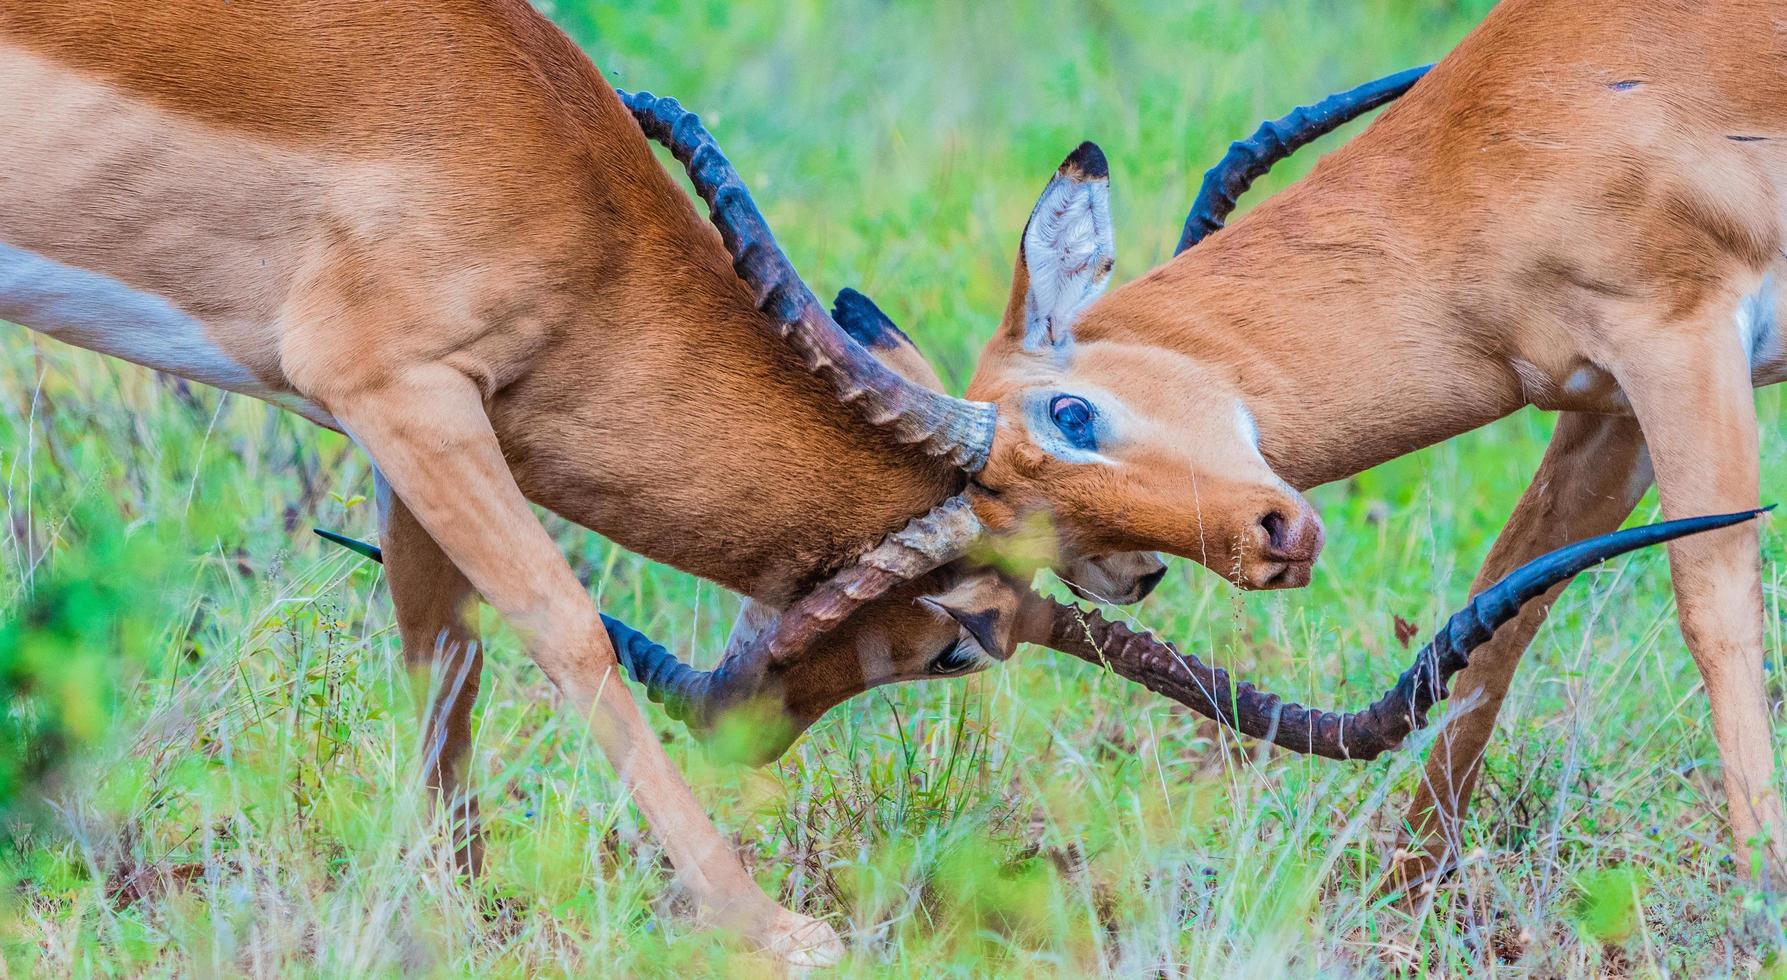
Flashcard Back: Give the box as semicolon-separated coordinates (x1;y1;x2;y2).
1135;566;1168;600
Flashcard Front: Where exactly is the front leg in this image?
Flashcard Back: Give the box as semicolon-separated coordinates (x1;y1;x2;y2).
375;471;486;873
312;361;842;965
1614;319;1784;881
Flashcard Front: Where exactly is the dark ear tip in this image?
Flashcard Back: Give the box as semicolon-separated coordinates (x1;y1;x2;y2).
832;286;871;317
831;286;897;348
1060;141;1108;181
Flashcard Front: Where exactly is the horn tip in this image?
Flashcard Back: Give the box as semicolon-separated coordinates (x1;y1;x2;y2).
313;527;384;564
1060;141;1108;181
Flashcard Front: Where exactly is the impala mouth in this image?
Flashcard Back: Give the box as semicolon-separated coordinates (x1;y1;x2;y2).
1242;539;1321;590
1058;552;1171;605
1252;557;1315;590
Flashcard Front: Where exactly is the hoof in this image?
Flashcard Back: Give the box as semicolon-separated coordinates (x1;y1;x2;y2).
760;911;845;969
1379;847;1453;907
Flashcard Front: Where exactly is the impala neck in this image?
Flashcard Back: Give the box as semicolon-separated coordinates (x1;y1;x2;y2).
1089;194;1530;491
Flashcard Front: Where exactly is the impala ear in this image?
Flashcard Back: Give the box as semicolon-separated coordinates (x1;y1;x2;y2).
832;288;947;392
1005;142;1115;354
918;569;1050;661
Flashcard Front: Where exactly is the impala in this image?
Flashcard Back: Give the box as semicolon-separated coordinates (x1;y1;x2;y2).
1016;0;1787;886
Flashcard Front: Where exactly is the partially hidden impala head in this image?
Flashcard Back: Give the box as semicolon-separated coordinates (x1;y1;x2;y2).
963;143;1324;591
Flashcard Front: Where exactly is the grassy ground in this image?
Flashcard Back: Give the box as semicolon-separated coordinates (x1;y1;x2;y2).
4;0;1786;975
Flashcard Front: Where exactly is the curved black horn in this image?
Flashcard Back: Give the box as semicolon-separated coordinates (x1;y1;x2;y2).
1047;508;1768;761
315;491;985;731
617;89;998;473
607;492;985;728
601;612;743;724
314;526;724;720
1176;64;1431;255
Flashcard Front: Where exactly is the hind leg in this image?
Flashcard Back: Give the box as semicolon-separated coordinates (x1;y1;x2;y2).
376;471;485;872
1388;413;1651;893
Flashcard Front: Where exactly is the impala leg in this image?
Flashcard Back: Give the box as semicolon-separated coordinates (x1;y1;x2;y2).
1388;413;1651;894
1614;328;1784;882
324;365;842;965
375;471;486;872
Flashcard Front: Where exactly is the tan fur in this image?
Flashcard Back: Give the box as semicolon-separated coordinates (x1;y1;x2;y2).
1053;0;1787;881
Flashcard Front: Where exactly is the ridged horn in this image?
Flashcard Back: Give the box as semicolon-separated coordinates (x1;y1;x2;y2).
617;88;998;473
1045;509;1767;760
1176;65;1431;254
601;493;984;728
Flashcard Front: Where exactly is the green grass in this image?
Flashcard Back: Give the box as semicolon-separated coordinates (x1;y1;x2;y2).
4;0;1786;974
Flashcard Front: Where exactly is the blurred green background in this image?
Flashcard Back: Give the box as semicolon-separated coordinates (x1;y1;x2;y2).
4;0;1784;974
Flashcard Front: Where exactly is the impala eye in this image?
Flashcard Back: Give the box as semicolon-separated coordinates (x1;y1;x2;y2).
1049;395;1098;451
928;641;981;676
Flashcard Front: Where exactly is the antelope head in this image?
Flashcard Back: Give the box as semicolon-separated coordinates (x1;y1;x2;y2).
957;68;1435;594
963;143;1324;592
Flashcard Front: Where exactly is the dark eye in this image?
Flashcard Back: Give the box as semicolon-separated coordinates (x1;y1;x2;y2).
928;641;981;676
1049;395;1098;451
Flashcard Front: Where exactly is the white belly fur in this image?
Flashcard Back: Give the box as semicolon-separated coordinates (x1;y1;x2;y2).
1741;273;1787;386
0;239;334;427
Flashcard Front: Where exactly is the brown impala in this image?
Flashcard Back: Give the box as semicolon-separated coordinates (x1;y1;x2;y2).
0;0;1755;964
1012;0;1787;888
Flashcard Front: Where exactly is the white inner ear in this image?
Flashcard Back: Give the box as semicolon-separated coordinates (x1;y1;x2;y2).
1022;174;1114;352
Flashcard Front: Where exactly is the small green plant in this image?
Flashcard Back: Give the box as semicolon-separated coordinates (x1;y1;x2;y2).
1569;866;1644;946
0;503;166;822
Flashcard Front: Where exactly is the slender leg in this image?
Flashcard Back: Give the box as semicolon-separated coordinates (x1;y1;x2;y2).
1388;413;1651;892
320;363;841;964
1613;324;1784;881
376;470;485;872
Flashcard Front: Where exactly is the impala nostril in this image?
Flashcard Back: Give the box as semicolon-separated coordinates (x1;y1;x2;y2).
1260;510;1289;551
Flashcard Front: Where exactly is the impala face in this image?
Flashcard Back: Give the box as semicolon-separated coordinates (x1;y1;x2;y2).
717;566;1066;765
967;143;1324;590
